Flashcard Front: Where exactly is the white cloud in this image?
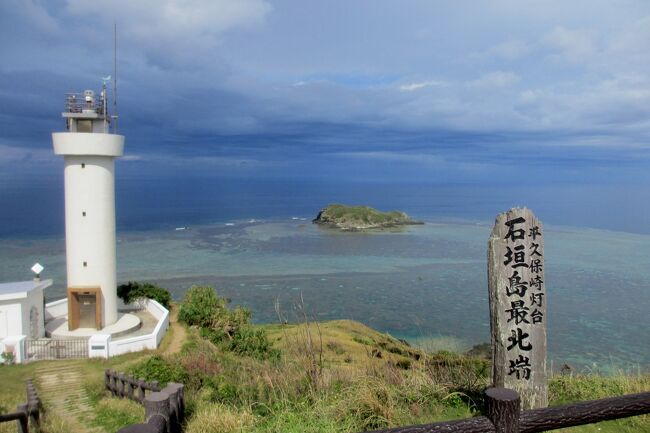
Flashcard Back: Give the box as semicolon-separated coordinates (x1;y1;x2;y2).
605;15;650;73
0;0;60;36
399;80;446;92
66;0;271;34
544;26;595;63
334;151;445;165
471;39;531;61
64;0;272;67
0;144;55;165
467;71;520;89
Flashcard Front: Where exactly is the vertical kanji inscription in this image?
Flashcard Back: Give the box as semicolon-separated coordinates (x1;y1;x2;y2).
488;208;547;409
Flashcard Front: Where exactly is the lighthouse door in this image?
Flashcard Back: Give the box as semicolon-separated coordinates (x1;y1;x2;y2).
68;287;102;330
78;294;96;328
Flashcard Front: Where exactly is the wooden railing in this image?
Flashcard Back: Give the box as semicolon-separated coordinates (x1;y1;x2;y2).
105;369;185;433
105;369;161;402
371;387;650;433
107;381;648;433
0;379;41;433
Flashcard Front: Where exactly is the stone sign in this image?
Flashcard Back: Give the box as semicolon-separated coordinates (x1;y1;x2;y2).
488;207;547;409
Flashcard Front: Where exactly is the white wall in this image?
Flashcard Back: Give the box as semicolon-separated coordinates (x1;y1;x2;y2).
0;301;23;338
45;298;68;322
0;310;7;338
21;287;44;338
43;297;169;358
147;300;169;346
108;299;169;357
54;132;125;329
89;334;111;358
63;155;118;326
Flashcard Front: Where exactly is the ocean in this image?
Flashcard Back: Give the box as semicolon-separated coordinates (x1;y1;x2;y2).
1;176;649;370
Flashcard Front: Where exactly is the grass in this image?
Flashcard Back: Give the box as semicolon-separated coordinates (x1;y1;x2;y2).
172;321;650;433
0;340;160;433
90;398;143;432
1;316;648;433
548;372;650;433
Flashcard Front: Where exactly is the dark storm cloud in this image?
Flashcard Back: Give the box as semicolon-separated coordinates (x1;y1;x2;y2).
2;0;650;186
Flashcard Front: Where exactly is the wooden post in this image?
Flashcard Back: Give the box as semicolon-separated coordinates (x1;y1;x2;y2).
488;208;548;409
486;387;520;433
111;371;118;396
105;369;111;392
16;404;28;433
138;378;147;402
27;401;39;431
147;415;167;433
162;384;179;433
150;381;160;392
107;371;113;395
127;375;135;400
163;383;185;433
119;372;127;397
24;379;40;431
174;383;185;425
144;392;170;433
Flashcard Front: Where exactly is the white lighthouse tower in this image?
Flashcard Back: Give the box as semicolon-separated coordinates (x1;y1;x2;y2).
52;83;123;330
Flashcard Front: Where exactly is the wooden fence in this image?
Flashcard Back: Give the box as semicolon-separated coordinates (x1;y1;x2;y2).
105;369;185;433
105;369;162;402
0;379;41;433
101;368;650;433
371;387;650;433
106;380;648;433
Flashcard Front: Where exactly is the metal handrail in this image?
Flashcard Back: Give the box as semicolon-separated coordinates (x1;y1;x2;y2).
64;92;107;115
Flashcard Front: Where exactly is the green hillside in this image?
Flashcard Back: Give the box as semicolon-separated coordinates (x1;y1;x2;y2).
2;288;648;433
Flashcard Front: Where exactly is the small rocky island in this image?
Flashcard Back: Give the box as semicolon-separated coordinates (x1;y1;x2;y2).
312;204;423;231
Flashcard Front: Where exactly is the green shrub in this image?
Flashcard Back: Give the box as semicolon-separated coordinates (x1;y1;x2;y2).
205;376;240;405
179;286;278;360
117;281;172;309
1;351;15;365
178;285;228;328
128;355;188;386
224;326;280;360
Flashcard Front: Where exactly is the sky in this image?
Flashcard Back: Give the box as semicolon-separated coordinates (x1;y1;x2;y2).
1;0;650;189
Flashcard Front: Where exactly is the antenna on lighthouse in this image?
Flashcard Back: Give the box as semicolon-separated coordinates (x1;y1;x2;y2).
101;75;111;133
112;22;118;134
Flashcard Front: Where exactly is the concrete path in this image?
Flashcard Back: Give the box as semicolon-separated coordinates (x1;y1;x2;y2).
34;361;100;433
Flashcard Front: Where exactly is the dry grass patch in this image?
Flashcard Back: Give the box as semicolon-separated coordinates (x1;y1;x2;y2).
186;403;255;433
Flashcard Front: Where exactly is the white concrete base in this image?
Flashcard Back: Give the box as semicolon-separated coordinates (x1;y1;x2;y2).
46;313;141;339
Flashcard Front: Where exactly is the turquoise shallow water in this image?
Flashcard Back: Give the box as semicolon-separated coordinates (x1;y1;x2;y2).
1;218;648;371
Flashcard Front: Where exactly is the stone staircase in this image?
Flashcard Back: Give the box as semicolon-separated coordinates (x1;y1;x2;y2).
34;361;101;432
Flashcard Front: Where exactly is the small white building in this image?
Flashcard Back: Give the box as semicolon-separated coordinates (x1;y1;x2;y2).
0;279;52;340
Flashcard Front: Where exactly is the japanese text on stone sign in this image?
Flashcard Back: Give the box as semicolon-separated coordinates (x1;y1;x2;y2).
503;216;544;381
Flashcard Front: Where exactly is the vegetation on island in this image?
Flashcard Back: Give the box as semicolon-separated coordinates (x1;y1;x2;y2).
313;204;423;231
1;284;649;433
